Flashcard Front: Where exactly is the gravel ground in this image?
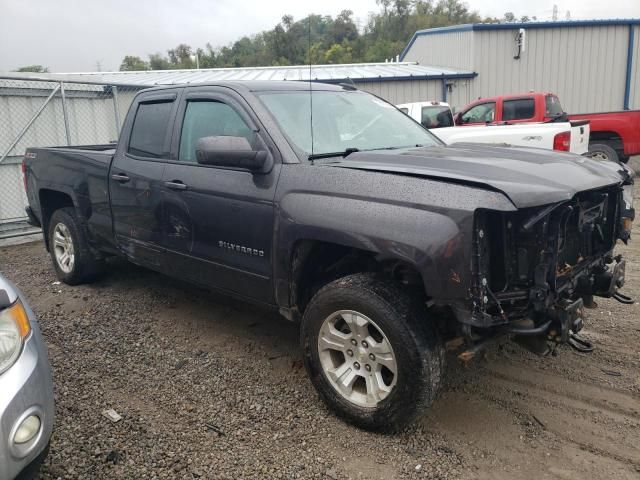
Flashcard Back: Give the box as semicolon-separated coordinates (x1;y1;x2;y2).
1;189;639;479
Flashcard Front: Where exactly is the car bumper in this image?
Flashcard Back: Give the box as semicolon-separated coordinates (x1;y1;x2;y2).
0;301;54;480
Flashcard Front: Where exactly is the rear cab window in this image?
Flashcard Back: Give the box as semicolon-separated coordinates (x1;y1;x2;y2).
128;100;174;158
420;106;453;128
545;95;564;118
502;98;535;121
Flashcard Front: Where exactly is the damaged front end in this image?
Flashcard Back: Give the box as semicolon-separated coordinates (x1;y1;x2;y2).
462;181;634;356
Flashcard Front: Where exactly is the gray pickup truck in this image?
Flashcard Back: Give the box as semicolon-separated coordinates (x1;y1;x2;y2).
23;81;635;430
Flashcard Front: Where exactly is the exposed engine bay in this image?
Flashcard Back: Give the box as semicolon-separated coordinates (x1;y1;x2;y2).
466;182;635;355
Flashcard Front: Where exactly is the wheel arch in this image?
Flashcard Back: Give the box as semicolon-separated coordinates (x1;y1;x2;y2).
39;189;76;251
283;238;433;319
589;131;624;153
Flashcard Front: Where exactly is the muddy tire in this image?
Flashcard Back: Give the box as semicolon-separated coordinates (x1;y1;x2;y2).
588;143;619;163
48;207;102;285
300;273;444;431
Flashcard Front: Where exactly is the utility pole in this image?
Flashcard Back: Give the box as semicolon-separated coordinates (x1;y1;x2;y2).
552;4;558;21
565;11;571;20
96;60;102;72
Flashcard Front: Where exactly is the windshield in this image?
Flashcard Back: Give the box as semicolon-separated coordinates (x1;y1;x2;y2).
257;90;440;158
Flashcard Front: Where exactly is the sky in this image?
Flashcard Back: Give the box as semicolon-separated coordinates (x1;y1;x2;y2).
0;0;638;72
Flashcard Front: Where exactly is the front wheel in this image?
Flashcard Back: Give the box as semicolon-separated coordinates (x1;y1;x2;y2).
300;273;444;431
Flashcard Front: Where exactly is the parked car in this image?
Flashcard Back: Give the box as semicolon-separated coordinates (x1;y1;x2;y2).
0;274;54;480
23;81;634;430
399;100;590;154
454;92;640;162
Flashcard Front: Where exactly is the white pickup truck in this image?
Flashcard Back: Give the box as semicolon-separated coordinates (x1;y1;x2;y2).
397;101;590;155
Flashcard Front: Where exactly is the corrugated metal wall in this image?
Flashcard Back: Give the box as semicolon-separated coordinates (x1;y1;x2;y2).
471;25;629;113
403;24;634;113
402;31;475;70
356;79;444;104
446;78;475;112
629;25;640;110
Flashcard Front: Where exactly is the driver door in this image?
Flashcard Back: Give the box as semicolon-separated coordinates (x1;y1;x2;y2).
460;102;496;126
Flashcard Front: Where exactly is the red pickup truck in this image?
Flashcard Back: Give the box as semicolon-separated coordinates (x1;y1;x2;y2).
455;92;640;163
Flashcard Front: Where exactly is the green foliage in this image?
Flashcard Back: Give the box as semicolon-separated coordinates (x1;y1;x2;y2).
15;65;49;73
148;53;172;70
119;56;149;71
119;0;510;71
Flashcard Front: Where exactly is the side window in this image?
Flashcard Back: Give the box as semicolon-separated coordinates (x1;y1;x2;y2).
503;98;535;121
398;107;409;114
461;102;496;124
421;106;454;129
128;101;174;158
178;100;254;163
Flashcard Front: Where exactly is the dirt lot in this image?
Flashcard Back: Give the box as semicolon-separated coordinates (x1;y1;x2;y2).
1;196;639;479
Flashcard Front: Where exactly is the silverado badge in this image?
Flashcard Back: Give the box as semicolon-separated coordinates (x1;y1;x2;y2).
218;241;264;257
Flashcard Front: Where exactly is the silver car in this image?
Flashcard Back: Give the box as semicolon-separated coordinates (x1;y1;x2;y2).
0;274;54;480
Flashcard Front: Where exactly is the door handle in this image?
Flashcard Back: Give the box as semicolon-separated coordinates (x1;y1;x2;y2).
164;180;188;190
111;173;130;183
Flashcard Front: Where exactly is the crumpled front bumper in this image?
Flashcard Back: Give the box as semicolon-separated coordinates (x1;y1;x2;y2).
0;300;54;480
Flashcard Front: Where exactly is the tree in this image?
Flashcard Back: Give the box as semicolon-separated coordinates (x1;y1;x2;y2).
324;43;354;64
167;44;194;68
503;12;516;22
330;10;358;43
148;53;172;70
119;56;149;71
120;0;488;69
15;65;49;73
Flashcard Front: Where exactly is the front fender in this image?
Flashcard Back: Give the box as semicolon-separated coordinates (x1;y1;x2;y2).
272;164;517;312
274;191;472;306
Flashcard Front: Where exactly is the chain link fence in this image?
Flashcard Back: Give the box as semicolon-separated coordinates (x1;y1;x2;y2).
0;76;145;238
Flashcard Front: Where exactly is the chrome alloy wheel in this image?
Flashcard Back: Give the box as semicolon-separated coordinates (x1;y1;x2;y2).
318;310;397;407
590;151;610;161
52;223;75;273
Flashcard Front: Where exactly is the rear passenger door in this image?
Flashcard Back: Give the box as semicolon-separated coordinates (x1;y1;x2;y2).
160;86;280;303
109;90;180;270
501;98;536;124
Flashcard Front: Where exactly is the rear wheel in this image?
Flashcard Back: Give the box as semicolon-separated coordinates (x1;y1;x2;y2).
48;207;102;285
301;273;444;431
588;143;619;163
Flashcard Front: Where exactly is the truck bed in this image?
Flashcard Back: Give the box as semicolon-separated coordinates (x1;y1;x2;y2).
23;145;116;251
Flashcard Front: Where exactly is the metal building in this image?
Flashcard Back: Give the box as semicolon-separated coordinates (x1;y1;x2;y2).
401;19;640;112
28;62;476;104
0;62;475;236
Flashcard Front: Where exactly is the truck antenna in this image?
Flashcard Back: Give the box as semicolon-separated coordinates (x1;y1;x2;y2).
308;14;315;164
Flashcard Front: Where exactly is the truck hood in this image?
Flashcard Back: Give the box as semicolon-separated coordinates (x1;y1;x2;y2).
328;143;625;208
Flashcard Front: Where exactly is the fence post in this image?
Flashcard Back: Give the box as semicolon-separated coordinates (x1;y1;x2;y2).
59;81;71;145
112;86;121;136
0;84;61;164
